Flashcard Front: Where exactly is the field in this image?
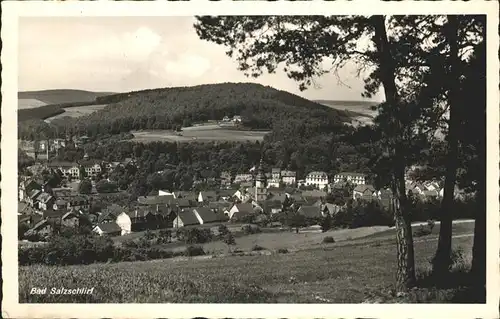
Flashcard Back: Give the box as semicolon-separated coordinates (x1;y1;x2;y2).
315;99;379;127
45;104;108;122
131;126;270;143
18;98;48;110
18;89;115;105
19;222;477;303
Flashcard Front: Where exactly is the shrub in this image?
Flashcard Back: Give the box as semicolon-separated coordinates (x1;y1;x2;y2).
184;228;213;244
322;236;335;243
241;224;261;235
277;248;289;254
320;214;333;232
184;245;206;257
251;245;265;251
413;225;432;238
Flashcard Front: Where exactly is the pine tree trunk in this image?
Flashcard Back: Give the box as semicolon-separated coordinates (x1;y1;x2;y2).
433;15;460;275
372;15;416;291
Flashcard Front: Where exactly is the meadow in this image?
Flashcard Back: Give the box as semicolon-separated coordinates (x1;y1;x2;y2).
19;222;477;303
44;104;108;122
131;127;270;143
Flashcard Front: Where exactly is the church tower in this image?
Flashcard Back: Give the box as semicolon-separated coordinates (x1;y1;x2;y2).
255;158;267;202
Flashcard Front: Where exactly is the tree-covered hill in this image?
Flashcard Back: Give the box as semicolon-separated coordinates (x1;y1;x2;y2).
24;83;357;140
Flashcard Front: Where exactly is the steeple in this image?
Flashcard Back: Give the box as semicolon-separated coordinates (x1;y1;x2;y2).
255;157;266;183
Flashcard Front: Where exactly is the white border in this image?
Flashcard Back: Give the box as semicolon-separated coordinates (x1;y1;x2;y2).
2;1;499;318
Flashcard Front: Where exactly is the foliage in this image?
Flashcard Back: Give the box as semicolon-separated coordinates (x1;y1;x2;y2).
277;248;289;254
251;245;266;251
184;245;206;257
222;232;236;247
78;179;92;194
241;224;261;235
177;227;214;245
413;225;433;238
322;236;335;244
320;213;333;232
95;179;118;194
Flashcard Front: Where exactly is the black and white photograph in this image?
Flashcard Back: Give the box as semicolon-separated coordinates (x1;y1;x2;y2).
2;1;499;318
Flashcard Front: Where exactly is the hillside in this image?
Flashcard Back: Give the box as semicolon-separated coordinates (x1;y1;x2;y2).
41;83;355;139
19;89;115;105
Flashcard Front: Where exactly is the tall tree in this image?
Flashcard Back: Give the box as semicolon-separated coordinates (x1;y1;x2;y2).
195;15;426;290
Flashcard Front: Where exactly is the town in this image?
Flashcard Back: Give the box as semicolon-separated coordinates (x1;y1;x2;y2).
18;138;458;239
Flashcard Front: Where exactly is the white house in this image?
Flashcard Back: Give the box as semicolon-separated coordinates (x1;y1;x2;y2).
115;212;132;235
93;222;122;236
159;189;176;197
267;168;281;188
305;171;329;190
333;172;367;185
234;174;253;183
281;170;297;185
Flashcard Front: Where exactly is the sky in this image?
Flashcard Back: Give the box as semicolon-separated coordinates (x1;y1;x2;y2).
19;16;384;102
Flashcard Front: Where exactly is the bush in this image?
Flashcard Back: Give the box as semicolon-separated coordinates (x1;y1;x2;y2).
183;228;213;244
320;214;333;232
277;248;289;254
184;245;206;257
322;236;335;243
241;224;261;235
251;245;265;251
413;225;433;238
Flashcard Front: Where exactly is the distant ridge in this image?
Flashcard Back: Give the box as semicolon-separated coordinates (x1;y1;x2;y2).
314;99;380;108
18;89;116;105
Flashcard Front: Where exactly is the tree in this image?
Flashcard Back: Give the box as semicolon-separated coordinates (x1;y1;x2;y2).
194;15;419;291
222;232;236;253
78;165;87;181
78;179;92;195
320;213;333;233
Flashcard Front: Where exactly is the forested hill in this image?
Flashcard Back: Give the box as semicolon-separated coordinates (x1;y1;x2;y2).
45;82;355;139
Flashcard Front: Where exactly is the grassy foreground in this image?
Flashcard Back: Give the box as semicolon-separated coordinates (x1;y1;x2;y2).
19;231;476;303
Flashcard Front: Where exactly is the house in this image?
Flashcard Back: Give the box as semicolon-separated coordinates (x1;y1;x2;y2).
302;190;327;201
172;191;197;202
321;203;343;216
260;200;283;215
423;190;439;201
220;171;233;187
37;192;55;211
43;209;65;221
333;172;367;185
228;203;254;220
158;189;174;196
217;189;238;201
192;207;222;225
297;205;323;219
26;189;42;208
172;209;201;228
137;195;174;206
25;219;53;238
353;184;376;200
208;201;233;215
19;179;41;202
234;174;253;183
93;222;122;236
53;199;68;211
18;213;43;227
67;196;89;211
79;160;102;178
61;211;81;227
233;115;242;123
281;170;297;185
98;211;117;224
198;191;218;203
47;161;79;179
305;171;329;190
266;168;281;188
52;188;76;200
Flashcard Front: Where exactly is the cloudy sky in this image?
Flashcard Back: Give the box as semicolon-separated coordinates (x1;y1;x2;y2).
19;17;383;102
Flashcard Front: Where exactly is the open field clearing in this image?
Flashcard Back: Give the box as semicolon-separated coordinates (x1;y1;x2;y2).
19;233;475;303
316;100;378;127
18;98;48;109
44;104;108;122
131;128;270;143
19;89;114;105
